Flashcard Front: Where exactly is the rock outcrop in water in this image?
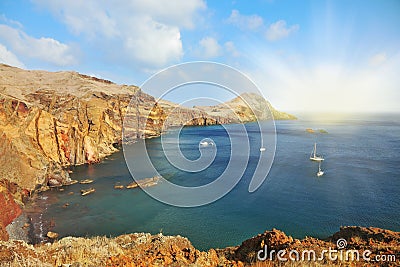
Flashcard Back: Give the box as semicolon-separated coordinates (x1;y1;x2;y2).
0;227;398;266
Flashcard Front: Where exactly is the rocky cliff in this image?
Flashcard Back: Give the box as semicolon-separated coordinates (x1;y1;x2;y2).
159;92;296;128
158;99;233;127
0;227;398;266
196;92;297;122
0;64;296;240
0;64;166;192
0;64;168;239
0;64;294;192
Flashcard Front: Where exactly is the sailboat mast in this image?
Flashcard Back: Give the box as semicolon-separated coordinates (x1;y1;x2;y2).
314;143;317;157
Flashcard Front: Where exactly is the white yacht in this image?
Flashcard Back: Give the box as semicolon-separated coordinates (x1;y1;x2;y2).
317;162;324;177
310;143;324;161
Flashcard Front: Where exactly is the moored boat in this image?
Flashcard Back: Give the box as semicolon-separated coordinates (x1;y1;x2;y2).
316;162;324;177
310;143;324;161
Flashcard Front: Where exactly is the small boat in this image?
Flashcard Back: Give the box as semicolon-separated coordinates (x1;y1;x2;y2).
80;188;95;196
200;141;213;146
260;147;266;152
79;179;94;184
317;162;324;177
310;143;324;161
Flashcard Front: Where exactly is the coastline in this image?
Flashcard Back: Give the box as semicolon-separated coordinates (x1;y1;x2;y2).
6;191;58;245
0;65;297;245
7;117;399;250
1;226;399;266
5;213;29;243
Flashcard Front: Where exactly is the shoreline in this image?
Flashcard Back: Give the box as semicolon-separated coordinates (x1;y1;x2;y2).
5;213;29;243
6;192;57;245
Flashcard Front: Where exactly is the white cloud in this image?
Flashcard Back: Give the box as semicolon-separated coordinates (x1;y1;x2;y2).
198;37;222;59
125;0;206;29
224;41;240;57
32;0;206;68
0;43;25;68
266;20;299;41
0;24;77;66
124;17;183;67
369;52;387;66
248;50;400;113
227;9;263;31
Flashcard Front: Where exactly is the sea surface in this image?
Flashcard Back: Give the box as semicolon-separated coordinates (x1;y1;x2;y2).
35;114;400;250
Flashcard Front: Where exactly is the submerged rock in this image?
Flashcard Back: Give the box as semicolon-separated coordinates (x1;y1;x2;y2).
46;231;59;239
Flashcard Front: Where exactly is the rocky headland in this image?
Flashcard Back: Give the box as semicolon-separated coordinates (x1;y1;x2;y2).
1;65;398;266
0;64;295;241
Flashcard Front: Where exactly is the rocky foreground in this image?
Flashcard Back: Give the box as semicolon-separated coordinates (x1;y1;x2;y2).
0;226;398;266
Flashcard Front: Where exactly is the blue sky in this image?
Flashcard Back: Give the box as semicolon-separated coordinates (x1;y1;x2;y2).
0;0;399;112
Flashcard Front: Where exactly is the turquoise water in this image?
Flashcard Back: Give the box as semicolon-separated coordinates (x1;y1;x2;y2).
39;115;400;250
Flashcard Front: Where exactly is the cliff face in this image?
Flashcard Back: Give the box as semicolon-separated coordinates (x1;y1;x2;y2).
0;64;296;240
158;99;233;127
0;64;165;191
158;92;296;128
196;92;297;122
0;64;295;192
0;182;22;241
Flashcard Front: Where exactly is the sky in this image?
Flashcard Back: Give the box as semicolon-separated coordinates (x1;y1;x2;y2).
0;0;399;113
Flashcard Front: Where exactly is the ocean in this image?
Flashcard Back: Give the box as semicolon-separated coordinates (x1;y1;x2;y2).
34;114;400;250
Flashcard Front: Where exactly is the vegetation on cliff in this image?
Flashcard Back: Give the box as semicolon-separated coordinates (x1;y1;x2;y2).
0;227;398;266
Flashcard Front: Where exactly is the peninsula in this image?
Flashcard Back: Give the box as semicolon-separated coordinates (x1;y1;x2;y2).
0;64;295;241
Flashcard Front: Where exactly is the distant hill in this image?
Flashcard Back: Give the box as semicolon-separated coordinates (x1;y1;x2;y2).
195;92;296;122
